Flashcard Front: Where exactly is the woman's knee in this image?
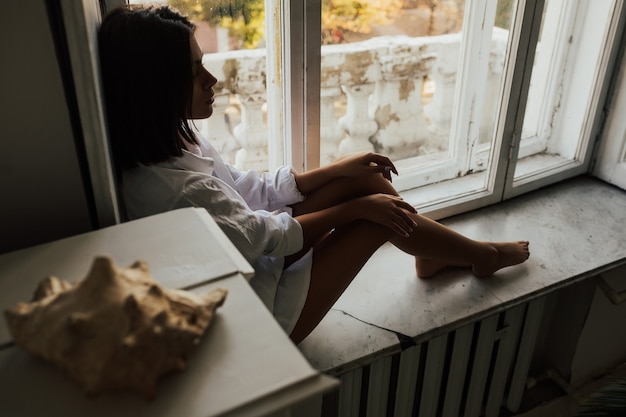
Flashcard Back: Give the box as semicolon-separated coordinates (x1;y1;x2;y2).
366;173;398;195
291;174;398;216
339;173;398;197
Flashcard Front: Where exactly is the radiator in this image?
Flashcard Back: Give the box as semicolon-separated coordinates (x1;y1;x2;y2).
328;297;545;417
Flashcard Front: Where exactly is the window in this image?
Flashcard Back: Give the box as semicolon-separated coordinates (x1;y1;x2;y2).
509;0;624;199
311;0;622;216
79;0;625;225
315;0;517;216
594;46;626;191
179;0;624;219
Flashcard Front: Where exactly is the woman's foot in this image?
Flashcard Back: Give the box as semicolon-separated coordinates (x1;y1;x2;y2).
415;241;530;279
471;241;530;278
415;258;471;279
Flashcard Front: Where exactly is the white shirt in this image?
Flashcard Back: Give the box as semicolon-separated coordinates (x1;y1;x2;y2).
122;136;311;333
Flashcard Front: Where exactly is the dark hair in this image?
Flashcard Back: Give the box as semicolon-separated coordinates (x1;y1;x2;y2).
99;5;198;170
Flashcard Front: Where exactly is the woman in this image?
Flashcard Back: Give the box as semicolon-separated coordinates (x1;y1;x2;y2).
99;5;529;344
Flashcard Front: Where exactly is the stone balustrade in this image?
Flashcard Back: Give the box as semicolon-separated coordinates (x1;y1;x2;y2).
197;29;508;171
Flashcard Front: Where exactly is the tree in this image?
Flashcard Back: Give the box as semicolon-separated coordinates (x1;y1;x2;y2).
321;0;403;44
168;0;404;48
495;0;513;30
168;0;265;49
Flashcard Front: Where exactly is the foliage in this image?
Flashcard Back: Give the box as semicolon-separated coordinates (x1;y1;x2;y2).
167;1;511;48
321;0;403;44
168;0;265;49
495;0;513;30
169;0;403;48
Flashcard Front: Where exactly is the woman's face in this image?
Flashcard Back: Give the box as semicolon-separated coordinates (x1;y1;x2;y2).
188;35;218;120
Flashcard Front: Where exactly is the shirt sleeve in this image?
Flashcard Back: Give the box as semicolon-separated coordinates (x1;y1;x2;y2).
174;173;304;265
227;165;305;212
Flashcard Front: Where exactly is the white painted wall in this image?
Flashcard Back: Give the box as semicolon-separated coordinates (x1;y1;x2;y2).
0;1;92;253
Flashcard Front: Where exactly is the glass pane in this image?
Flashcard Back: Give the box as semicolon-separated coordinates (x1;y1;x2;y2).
319;0;515;200
514;0;616;183
130;0;270;172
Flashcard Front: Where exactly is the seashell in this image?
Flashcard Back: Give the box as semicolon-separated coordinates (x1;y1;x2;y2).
4;256;227;399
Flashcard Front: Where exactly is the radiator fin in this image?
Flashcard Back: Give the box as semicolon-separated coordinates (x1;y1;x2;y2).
485;304;525;416
329;297;545;417
506;297;546;412
393;345;421;417
465;314;499;417
419;334;448;417
339;367;363;417
367;356;393;417
441;324;474;416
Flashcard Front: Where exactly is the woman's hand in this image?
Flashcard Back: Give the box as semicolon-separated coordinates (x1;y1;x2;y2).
293;152;398;195
333;152;398;182
355;193;418;237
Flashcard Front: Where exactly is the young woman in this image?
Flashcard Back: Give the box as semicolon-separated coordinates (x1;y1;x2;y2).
99;5;530;344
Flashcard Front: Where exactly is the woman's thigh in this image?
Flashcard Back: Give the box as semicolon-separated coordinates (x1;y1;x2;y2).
290;173;398;217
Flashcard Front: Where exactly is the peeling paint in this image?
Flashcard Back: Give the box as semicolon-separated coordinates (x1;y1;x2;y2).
549;77;565;135
343;50;375;85
221;59;240;92
398;79;416;101
375;104;400;129
320;66;343;86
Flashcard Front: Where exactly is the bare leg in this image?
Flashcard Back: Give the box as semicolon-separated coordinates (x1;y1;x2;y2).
289;177;398;342
289;220;529;343
291;174;529;277
288;174;530;342
289;220;393;344
415;258;471;278
389;213;530;278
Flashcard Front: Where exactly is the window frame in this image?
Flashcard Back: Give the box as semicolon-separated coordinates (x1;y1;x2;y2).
274;0;547;219
594;27;626;191
60;0;121;227
65;0;626;227
265;0;321;173
277;0;626;220
505;0;626;200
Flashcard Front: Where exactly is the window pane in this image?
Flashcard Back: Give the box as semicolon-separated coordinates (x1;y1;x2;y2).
319;1;464;167
514;0;617;184
319;0;515;206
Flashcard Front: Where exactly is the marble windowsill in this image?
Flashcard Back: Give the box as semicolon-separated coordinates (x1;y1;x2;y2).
297;175;626;374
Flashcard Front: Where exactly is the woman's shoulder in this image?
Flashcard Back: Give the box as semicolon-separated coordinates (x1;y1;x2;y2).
123;162;212;196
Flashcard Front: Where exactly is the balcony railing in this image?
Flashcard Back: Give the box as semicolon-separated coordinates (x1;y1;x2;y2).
198;29;508;172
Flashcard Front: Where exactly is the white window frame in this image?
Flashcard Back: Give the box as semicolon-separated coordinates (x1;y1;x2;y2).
506;0;626;199
267;0;544;219
62;0;626;227
518;0;578;158
59;0;121;227
265;0;321;173
394;0;505;197
594;38;626;191
270;0;626;219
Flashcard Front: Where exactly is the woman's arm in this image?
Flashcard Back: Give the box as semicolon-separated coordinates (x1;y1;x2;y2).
295;193;417;250
293;152;399;195
179;175;304;263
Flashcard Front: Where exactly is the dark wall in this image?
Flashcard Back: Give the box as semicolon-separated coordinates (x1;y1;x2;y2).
0;1;92;253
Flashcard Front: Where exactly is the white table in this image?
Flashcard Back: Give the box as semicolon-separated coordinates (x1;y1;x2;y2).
0;208;336;417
